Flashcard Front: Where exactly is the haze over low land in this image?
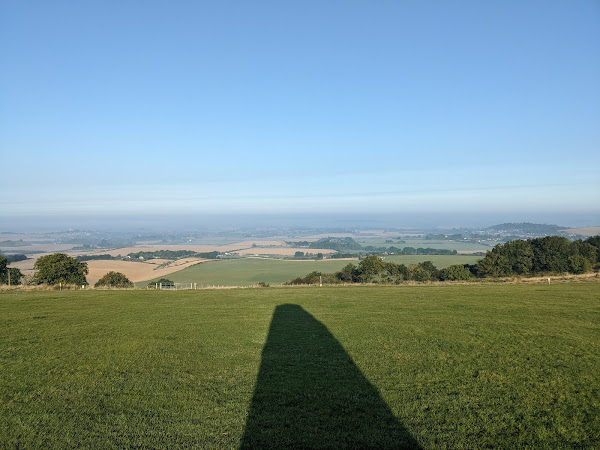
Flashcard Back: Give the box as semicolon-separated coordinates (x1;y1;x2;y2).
2;213;599;234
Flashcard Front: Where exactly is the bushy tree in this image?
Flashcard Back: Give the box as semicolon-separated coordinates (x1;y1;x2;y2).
95;271;133;288
336;263;358;282
584;236;600;262
0;254;24;285
439;264;473;281
530;236;571;273
568;255;591;274
33;253;88;285
382;262;409;283
409;261;438;282
357;256;385;282
0;254;7;282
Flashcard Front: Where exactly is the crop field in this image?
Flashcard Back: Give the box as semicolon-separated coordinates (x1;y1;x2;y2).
1;284;598;448
140;258;357;287
86;258;206;286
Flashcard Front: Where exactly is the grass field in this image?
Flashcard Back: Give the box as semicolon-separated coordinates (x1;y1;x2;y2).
140;255;483;287
140;258;357;287
356;238;494;252
383;254;482;267
1;284;599;448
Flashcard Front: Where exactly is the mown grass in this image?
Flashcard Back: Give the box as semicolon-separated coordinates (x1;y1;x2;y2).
1;284;599;448
140;255;482;287
140;258;357;287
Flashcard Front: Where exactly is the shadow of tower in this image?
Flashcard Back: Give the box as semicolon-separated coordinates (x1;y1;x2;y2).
240;304;420;449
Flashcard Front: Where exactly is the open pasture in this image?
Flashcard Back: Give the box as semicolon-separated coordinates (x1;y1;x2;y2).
356;238;494;252
141;255;483;287
383;254;482;267
1;284;599;448
140;258;356;287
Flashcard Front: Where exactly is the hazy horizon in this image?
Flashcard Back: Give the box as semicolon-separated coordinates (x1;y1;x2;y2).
1;212;598;234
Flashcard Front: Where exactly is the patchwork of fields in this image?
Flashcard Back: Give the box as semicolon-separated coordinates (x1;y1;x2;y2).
1;284;598;448
2;233;488;287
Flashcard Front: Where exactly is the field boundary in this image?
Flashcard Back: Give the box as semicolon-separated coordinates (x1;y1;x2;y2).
2;272;599;293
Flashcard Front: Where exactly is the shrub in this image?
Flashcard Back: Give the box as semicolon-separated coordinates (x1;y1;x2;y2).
439;264;473;281
95;271;134;288
147;278;174;288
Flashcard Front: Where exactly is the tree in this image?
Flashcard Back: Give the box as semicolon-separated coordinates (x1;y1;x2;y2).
474;250;512;277
409;261;438;282
294;251;304;258
357;256;385;282
439;264;473;281
95;271;133;288
33;253;89;285
530;236;571;273
336;263;358;282
0;254;7;282
0;254;24;285
568;255;591;275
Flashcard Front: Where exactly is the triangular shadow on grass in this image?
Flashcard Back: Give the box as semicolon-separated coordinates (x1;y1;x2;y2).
240;304;420;449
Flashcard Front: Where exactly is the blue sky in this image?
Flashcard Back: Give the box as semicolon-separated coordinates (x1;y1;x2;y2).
1;0;599;228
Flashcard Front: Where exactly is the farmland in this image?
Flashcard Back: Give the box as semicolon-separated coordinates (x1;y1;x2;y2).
382;254;481;267
355;238;493;252
139;254;483;287
1;284;599;448
139;258;356;287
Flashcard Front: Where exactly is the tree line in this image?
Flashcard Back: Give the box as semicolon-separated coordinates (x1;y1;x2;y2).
285;257;472;285
473;235;599;277
76;250;222;262
287;236;459;256
286;236;600;285
0;253;28;263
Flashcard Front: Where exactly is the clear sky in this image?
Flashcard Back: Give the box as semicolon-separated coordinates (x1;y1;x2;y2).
1;0;599;229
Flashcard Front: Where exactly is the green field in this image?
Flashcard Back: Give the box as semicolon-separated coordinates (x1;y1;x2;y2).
141;255;483;287
1;284;599;448
141;258;357;287
356;238;494;252
383;254;482;267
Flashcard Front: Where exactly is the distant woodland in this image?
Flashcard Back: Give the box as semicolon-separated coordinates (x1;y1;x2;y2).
287;236;600;284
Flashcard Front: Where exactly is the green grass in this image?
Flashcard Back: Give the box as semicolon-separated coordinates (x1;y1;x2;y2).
140;258;358;287
1;284;599;448
140;255;483;287
382;254;482;267
356;238;494;252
